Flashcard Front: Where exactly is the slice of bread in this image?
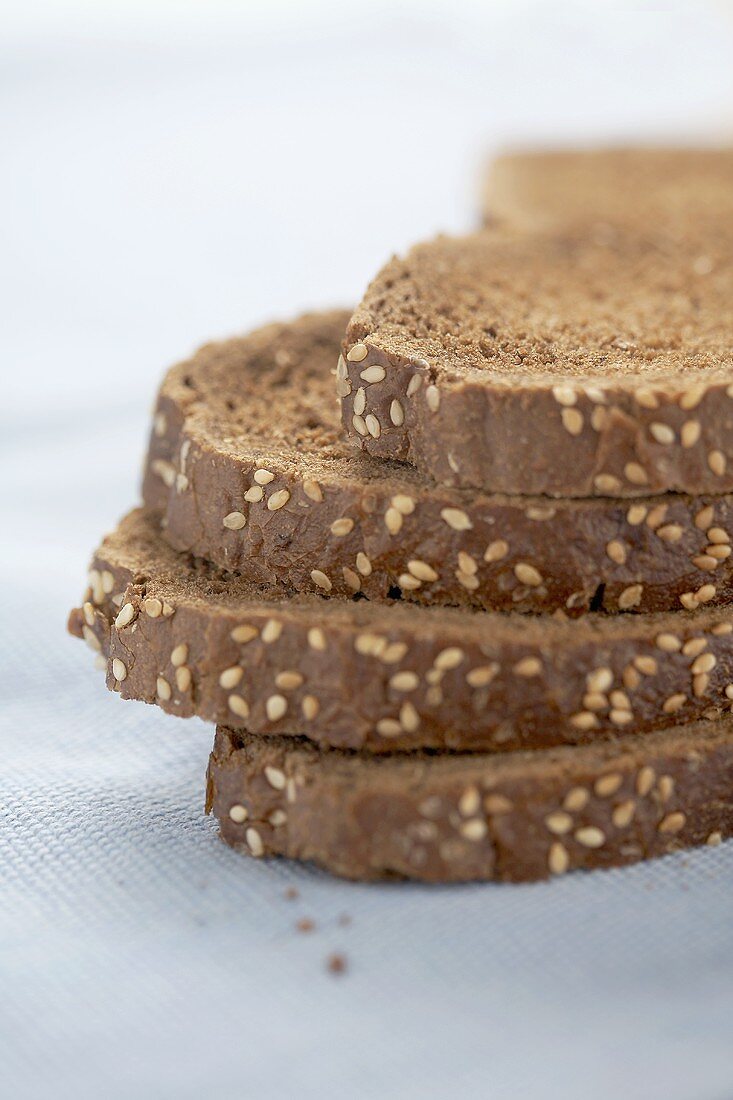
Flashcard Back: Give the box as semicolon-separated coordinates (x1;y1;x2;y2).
483;147;733;234
69;509;733;754
208;721;732;881
342;228;733;495
144;311;733;614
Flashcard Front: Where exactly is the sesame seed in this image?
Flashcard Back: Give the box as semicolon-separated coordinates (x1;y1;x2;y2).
112;658;127;682
545;811;573;835
310;569;332;591
152;459;175;487
696;584;716;603
612;800;636;828
466;665;498;688
583;693;608;711
456;570;479;591
680;593;699;610
353;387;366;416
707;526;730;544
390;399;404;425
658;811;686;834
635;388;659;409
268;489;290;511
606;540;627;564
231;624;258;644
365;414;381;438
594;474;622;493
552;384;577;406
646;505;668;529
693;672;710;696
381;642;408;664
361;364;386;383
261;620;283;644
408;560;438;582
708;450;727;476
483;794;513;814
548;843;570;874
82;601;96;627
561;407;584;435
407;374;423;397
390;671;419;692
330;517;354;537
513;562;542;587
707;831;723;846
308;627;326;650
426;385;440;412
459;819;487;841
440;508;472;531
623;665;641;690
82;625;101;652
347;343;368;362
219;666;243;689
658;775;675;801
266;695;288;721
171;644;188;667
656;632;681;652
692;652;717;675
434;647;464;671
695;505;715;529
624;463;648;485
398;576;421;594
376;718;402;737
681;420;701;448
514;657;541;677
101;571;114;594
459;787;481;816
391;494;415;515
175;666;192;692
610;709;633;726
610;689;631;710
355;633;385;657
156;675;171;701
302;695;319;720
303;479;323;502
352;414;368;436
245;827;264;857
618;584;643;610
343;567;361;591
141;597;162;619
656;524;683;543
275;671;303;690
400;701;420;731
229;804;248;824
595;773;623;797
385;507;403;535
570;711;599;730
683;637;710;658
254;469;275;485
244;485;264;503
484;540;508;562
336;354;347;380
679;385;706;409
356;552;372;576
663;693;687;714
269;810;287;827
223;511;246;530
636;766;656;795
706;545;731;560
650;422;675;444
563;787;589;812
713;623;733;635
575;826;605;848
626;505;648;526
526;506;557;521
633;656;658;676
228;694;249;719
115;603;135;629
264;765;286;790
591;407;607;431
153;411;167;436
335;378;351;398
726;684;733;700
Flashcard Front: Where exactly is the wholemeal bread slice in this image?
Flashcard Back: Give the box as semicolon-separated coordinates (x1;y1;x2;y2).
207;721;732;881
144;310;733;614
69;509;733;754
483;147;733;235
341;228;733;495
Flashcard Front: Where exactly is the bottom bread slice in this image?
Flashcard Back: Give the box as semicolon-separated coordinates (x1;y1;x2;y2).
207;721;733;882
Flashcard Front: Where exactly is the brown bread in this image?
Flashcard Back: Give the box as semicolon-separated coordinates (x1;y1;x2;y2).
207;720;733;882
144;311;733;614
341;228;733;496
69;509;733;754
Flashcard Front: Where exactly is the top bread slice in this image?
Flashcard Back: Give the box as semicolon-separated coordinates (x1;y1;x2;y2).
143;311;733;615
483;147;733;235
341;227;733;496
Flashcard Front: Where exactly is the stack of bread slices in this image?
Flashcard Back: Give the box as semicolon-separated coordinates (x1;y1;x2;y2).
69;149;733;881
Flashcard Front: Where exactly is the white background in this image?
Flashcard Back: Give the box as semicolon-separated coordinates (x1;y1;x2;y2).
2;3;733;1098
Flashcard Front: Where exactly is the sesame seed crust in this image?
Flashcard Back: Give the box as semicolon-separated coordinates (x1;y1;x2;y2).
70;509;733;754
143;312;733;615
208;718;733;882
341;228;733;496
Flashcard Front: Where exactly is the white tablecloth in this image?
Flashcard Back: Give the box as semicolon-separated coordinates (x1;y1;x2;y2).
3;4;733;1097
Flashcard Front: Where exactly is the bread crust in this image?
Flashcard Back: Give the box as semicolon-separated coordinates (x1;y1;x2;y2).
69;510;733;754
144;311;733;614
208;722;733;882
